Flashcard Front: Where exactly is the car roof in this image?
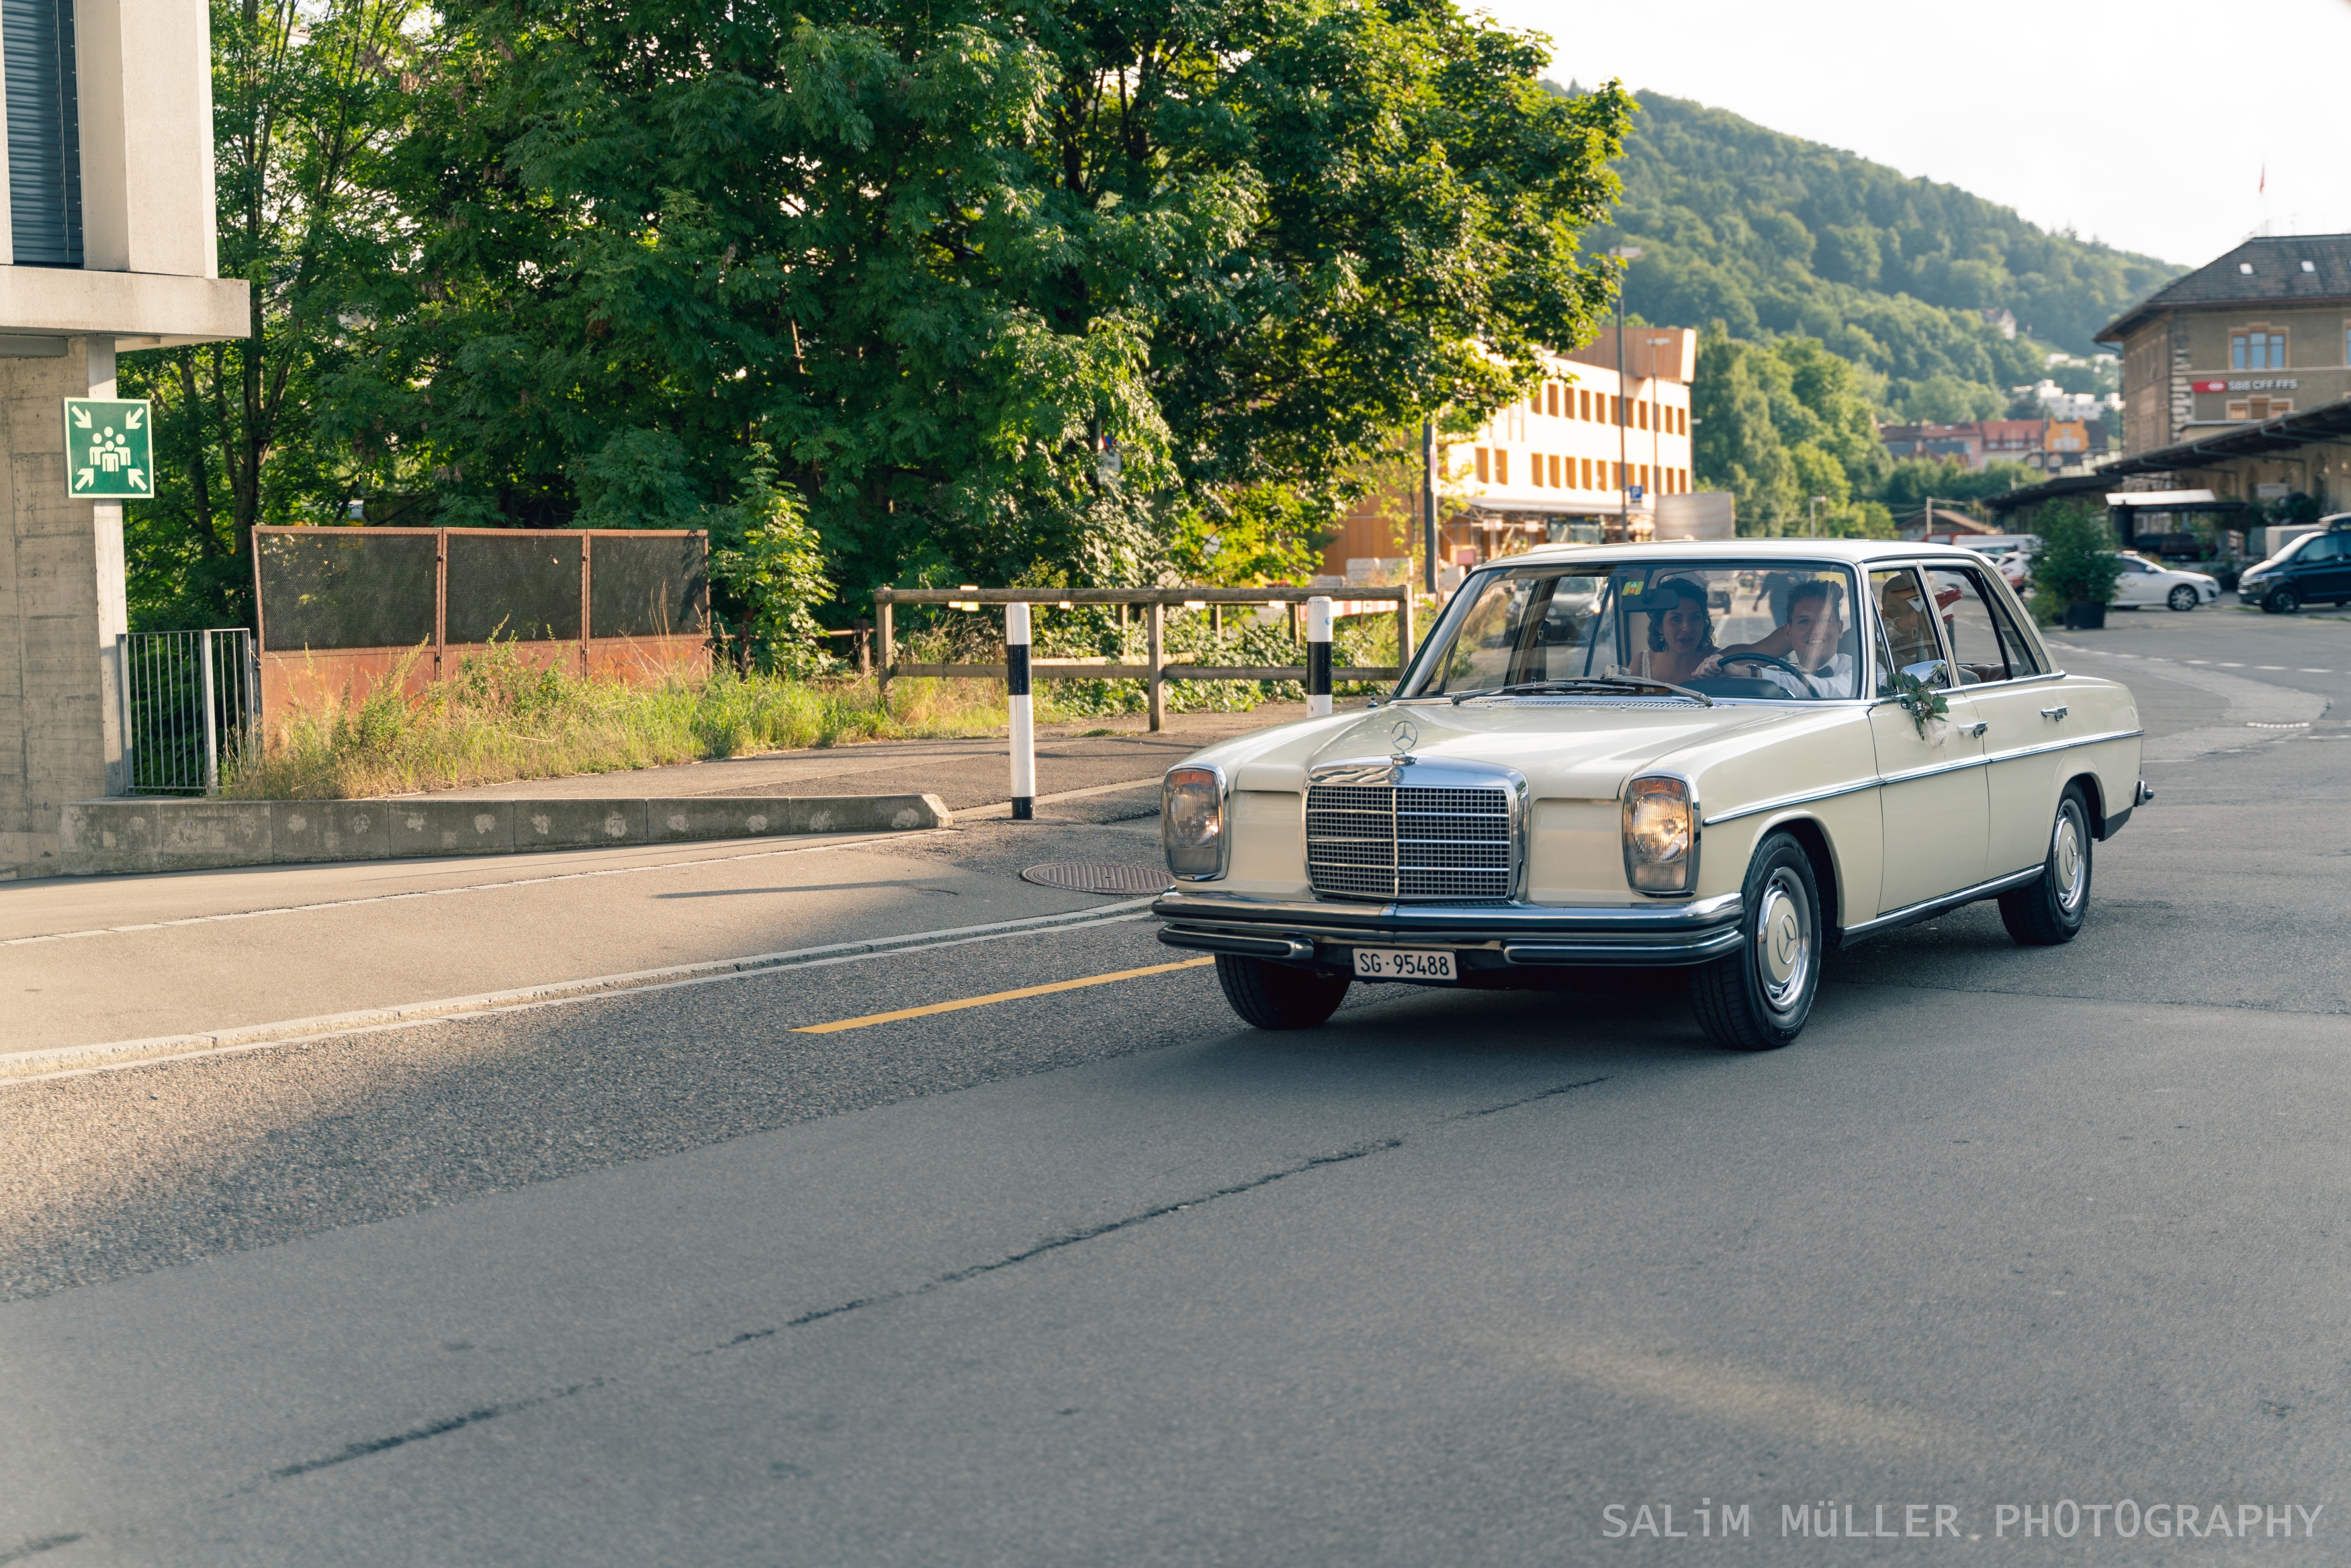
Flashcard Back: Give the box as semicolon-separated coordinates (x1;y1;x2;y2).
1496;538;1998;566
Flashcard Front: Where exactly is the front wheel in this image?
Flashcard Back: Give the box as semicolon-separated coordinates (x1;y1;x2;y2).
1998;785;2093;946
1690;833;1822;1052
2266;586;2301;614
1214;955;1349;1029
2167;584;2199;612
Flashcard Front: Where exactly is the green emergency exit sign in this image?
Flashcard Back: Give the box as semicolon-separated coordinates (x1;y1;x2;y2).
63;398;154;499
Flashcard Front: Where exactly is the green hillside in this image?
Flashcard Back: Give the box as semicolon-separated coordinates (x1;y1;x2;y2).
1589;89;2184;420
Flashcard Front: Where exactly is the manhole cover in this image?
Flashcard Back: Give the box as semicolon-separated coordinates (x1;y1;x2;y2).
1020;861;1174;895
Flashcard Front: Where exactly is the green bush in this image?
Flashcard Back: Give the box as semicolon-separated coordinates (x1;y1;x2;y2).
2027;500;2123;620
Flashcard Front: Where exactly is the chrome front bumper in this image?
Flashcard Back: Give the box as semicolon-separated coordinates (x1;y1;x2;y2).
1152;889;1746;971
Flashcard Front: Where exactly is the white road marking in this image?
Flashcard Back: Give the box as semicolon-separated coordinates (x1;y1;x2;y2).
2301;668;2334;674
2258;665;2288;670
1;901;1163;1084
1;829;959;946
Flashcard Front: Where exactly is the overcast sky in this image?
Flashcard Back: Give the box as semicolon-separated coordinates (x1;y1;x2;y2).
1493;0;2351;269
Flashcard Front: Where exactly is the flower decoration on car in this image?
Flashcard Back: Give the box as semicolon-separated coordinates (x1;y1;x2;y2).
1889;670;1950;744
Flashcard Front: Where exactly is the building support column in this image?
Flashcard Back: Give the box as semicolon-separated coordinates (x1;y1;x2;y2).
88;338;130;796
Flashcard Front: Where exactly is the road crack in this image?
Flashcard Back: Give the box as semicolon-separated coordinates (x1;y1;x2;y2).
246;1079;1611;1488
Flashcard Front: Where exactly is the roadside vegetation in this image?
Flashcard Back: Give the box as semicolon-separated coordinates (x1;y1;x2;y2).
227;611;1404;798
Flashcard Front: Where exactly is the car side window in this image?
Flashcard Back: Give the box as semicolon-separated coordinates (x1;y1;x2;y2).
1871;568;1949;692
1926;568;2019;684
2302;535;2342;561
1978;573;2046;677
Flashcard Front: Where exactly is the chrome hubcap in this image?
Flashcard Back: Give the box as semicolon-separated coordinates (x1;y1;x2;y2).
1755;869;1812;1015
2052;807;2086;913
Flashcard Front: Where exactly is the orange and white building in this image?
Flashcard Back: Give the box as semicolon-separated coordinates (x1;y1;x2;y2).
1321;328;1699;580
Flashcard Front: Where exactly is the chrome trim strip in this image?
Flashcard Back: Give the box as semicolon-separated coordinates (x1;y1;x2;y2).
1977;727;2144;767
1702;775;1879;827
1838;865;2043;941
1155;928;1315;962
1153;888;1744;935
1875;751;1995;786
1874;727;2145;789
1501;928;1746;967
1705;728;2145;827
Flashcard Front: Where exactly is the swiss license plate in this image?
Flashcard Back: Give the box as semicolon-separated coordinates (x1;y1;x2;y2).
1353;947;1457;982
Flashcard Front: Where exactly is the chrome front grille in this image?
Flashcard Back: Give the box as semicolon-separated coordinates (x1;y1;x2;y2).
1306;782;1515;902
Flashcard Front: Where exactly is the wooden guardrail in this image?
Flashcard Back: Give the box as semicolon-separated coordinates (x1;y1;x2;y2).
871;586;1415;731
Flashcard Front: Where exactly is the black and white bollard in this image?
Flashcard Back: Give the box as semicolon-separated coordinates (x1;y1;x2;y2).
1007;602;1036;820
1306;595;1333;718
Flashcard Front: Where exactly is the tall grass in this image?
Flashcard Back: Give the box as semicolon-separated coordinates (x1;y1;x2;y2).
228;643;1018;800
228;608;1410;800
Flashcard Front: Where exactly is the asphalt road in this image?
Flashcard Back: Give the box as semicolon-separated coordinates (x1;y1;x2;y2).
3;606;2345;1566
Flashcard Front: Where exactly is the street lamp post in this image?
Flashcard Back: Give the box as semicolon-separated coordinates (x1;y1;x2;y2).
1809;495;1828;537
1607;246;1641;539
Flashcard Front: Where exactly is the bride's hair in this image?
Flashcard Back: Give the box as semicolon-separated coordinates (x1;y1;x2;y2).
1646;578;1717;653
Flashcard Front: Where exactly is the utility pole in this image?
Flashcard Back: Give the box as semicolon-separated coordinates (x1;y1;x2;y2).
1809;496;1828;537
1422;418;1439;596
1608;246;1641;540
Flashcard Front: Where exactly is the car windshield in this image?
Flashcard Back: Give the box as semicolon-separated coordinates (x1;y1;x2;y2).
1401;560;1866;702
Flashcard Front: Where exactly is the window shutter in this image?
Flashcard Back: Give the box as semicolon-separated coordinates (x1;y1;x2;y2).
3;0;83;267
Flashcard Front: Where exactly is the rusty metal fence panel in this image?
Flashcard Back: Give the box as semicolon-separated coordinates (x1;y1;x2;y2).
255;528;709;654
251;528;711;721
118;629;259;795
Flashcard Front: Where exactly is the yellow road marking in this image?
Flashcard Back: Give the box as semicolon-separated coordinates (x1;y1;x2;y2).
792;957;1216;1034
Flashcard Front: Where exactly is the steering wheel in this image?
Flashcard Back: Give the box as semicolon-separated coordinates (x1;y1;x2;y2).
1716;651;1820;699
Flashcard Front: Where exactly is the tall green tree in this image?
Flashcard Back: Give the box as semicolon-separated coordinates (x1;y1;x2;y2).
1692;326;1892;536
120;0;422;629
343;0;1632;606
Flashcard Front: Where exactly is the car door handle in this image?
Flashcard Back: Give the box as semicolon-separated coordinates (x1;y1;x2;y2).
2040;704;2068;721
1961;721;1988;737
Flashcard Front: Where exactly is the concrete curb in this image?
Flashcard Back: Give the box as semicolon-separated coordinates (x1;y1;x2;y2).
56;794;954;876
0;897;1159;1082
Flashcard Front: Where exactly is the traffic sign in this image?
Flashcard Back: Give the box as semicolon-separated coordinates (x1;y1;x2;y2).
63;398;153;498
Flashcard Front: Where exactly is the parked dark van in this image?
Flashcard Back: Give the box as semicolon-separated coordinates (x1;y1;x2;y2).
2239;516;2351;612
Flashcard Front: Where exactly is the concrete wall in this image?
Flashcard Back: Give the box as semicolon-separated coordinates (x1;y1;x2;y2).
58;794;958;876
0;339;125;878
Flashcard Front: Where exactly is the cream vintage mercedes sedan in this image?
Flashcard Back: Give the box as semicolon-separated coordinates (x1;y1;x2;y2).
1153;540;2149;1050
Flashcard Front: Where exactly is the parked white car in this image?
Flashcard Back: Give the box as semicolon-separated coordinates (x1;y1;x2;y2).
1156;541;2147;1052
2108;551;2219;611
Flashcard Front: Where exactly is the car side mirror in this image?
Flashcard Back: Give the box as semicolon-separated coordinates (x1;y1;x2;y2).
1901;659;1949;687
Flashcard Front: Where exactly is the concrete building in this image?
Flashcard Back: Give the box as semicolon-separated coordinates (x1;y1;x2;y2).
1984;234;2351;545
2100;233;2351;456
1322;328;1700;579
0;0;249;878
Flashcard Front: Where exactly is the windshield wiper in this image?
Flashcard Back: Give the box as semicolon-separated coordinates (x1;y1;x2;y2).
1448;677;1714;707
